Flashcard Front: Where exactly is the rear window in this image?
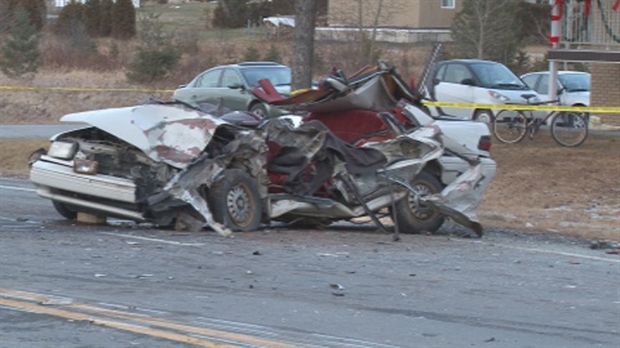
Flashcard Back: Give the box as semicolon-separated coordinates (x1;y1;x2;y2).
241;67;291;87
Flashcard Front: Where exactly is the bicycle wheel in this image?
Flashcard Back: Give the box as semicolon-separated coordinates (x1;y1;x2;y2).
493;109;527;144
550;112;588;147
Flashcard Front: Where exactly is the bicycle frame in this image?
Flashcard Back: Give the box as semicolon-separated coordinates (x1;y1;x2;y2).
492;97;588;147
522;109;561;139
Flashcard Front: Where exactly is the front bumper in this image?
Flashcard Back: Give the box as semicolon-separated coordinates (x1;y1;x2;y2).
30;156;145;220
30;156;137;203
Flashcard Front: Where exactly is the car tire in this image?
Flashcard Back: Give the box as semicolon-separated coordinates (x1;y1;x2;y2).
207;169;262;232
249;103;268;119
474;109;493;123
390;171;444;234
52;201;77;220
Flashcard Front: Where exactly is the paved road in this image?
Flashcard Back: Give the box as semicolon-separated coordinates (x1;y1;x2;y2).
0;124;87;140
1;177;619;347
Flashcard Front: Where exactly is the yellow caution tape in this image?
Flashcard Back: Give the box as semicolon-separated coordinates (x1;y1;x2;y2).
2;86;618;113
422;101;620;114
0;86;174;93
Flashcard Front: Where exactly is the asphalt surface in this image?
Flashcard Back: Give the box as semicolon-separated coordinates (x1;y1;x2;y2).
0;124;87;140
0;176;619;347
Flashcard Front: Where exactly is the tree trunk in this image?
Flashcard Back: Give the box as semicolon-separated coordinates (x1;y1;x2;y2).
292;0;316;90
368;0;383;65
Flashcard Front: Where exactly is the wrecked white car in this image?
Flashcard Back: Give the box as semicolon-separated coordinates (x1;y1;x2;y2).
30;63;496;238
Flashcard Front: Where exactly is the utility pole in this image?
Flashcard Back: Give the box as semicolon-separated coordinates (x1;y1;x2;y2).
291;0;316;90
548;0;561;100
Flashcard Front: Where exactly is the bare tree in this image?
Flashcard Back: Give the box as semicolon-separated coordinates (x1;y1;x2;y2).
451;0;521;64
291;0;316;90
330;0;404;67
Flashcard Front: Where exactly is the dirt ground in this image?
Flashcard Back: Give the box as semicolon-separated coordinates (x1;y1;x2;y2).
1;71;618;241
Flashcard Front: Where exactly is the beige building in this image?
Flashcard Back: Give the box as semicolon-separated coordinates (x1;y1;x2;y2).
327;0;463;28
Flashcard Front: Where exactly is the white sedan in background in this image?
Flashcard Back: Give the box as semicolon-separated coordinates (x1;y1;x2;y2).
521;71;590;107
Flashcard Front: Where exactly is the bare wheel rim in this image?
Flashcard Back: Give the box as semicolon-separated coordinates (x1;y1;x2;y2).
551;112;588;147
406;183;436;221
493;110;527;144
226;184;253;226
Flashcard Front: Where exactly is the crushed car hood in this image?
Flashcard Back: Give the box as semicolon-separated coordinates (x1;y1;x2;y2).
61;103;228;169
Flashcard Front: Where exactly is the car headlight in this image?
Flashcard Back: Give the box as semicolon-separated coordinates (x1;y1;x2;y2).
47;141;78;159
73;159;98;175
488;91;510;102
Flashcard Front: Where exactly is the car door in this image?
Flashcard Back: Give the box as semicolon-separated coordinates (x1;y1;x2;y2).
433;62;475;118
179;69;223;105
533;73;550;102
521;74;540;93
217;68;250;111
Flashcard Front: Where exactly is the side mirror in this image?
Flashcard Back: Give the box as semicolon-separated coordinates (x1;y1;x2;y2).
177;84;187;89
433;78;440;85
460;78;475;86
557;87;565;95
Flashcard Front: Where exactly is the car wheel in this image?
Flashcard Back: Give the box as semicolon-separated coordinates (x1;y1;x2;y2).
52;201;77;220
249;103;268;118
390;171;444;234
207;169;262;232
474;109;493;123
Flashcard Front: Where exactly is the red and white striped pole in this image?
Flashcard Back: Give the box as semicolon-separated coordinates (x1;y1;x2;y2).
548;0;563;100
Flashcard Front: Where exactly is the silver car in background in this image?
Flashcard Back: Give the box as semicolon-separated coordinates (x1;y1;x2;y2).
521;71;590;107
173;62;291;118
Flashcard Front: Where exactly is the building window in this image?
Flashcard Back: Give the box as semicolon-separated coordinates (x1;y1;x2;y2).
441;0;455;9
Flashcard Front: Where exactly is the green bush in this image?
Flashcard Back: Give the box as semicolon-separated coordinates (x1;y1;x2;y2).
99;0;113;37
54;1;85;37
243;46;261;62
126;11;179;83
127;47;179;83
0;0;46;33
83;0;102;37
263;44;281;63
112;0;136;40
0;10;40;79
212;0;248;28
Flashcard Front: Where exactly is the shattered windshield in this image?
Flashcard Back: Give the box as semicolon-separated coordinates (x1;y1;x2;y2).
559;73;590;92
241;67;291;87
470;63;528;90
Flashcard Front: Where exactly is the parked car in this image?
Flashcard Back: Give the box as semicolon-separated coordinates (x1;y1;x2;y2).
424;59;542;122
521;71;590;107
30;63;496;237
173;62;291;118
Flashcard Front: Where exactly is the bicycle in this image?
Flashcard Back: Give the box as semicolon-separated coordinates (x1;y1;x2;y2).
492;94;589;147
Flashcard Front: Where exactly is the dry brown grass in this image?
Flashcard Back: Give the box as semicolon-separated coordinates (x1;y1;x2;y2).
0;40;429;125
0;140;49;176
479;134;619;240
0;70;174;124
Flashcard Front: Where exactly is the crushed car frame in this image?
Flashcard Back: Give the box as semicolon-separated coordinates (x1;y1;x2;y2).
30;62;496;238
